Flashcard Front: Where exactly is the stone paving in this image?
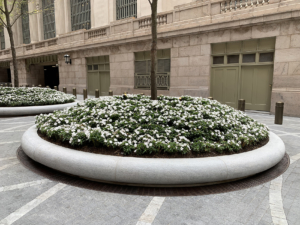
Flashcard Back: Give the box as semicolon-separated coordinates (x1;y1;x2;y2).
0;111;300;225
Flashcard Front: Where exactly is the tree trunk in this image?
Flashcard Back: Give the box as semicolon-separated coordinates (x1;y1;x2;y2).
6;25;18;87
3;0;19;87
150;0;158;100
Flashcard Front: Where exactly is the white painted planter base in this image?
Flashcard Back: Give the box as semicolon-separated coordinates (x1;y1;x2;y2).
0;102;77;116
21;126;286;187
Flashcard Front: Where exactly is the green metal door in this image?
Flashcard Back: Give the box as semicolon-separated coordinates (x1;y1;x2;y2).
241;65;273;111
87;56;110;95
211;67;239;108
87;71;99;95
211;38;275;111
99;72;110;96
87;72;110;96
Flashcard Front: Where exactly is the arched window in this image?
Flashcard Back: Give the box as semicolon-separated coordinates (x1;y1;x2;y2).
0;28;5;50
71;0;91;31
21;2;31;44
42;0;56;40
116;0;137;20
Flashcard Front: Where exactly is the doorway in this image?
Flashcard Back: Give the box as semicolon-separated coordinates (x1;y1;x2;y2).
210;38;275;111
240;65;273;111
87;56;110;96
44;65;59;89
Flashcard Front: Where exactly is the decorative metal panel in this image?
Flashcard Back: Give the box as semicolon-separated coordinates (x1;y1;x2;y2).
0;28;5;50
116;0;137;20
22;2;31;44
42;0;56;40
134;50;171;89
71;0;91;31
134;73;170;90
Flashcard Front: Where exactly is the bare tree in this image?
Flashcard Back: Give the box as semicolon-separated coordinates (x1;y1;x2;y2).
0;0;23;87
148;0;158;100
0;0;39;87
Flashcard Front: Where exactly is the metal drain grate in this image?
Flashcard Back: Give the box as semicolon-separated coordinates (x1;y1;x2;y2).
17;147;290;196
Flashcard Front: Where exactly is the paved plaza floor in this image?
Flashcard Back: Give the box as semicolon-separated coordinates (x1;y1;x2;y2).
0;111;300;225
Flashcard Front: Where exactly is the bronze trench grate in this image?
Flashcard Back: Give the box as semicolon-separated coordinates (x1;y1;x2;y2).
17;146;290;197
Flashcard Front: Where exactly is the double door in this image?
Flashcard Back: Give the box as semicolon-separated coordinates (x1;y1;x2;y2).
211;65;273;111
87;71;110;96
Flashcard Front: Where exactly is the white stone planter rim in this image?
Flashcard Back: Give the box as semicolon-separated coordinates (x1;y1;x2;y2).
21;125;286;186
0;102;77;116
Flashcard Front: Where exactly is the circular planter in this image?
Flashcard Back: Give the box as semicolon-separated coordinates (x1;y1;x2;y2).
0;102;77;117
21;125;286;187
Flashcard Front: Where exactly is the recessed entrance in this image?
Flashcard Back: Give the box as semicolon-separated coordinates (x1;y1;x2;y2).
210;38;275;111
25;55;59;87
44;65;59;89
0;61;11;85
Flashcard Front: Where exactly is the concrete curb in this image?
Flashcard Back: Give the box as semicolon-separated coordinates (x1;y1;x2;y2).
22;126;286;186
0;102;77;116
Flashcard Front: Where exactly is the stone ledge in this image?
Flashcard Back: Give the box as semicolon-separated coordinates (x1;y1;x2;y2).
0;102;77;117
21;126;285;187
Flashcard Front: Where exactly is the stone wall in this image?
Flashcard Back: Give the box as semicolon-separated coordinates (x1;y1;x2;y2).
272;20;300;117
58;53;86;94
170;34;210;97
28;65;44;86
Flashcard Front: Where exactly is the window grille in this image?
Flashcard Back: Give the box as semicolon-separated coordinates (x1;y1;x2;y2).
116;0;137;20
42;0;56;40
71;0;91;31
134;49;170;90
0;28;5;50
21;2;31;44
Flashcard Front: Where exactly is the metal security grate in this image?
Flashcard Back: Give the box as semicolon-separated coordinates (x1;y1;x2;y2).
21;2;31;44
42;0;56;40
71;0;91;31
0;28;5;50
116;0;137;20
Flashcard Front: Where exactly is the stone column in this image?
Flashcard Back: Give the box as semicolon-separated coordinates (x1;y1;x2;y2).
92;0;110;28
137;0;151;17
55;0;66;36
108;0;116;23
4;27;10;48
28;0;39;43
11;21;20;46
90;0;95;28
9;62;15;86
16;16;23;45
36;0;44;41
64;0;72;33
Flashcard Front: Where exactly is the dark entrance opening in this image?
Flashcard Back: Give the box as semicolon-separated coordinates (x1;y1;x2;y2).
44;65;59;89
7;69;11;83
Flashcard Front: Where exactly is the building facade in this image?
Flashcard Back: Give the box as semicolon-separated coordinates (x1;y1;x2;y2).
0;0;300;117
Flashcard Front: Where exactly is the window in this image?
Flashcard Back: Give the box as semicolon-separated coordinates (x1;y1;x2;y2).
86;56;110;71
213;56;224;64
134;49;170;90
259;53;274;62
43;0;56;40
242;54;255;63
71;0;91;31
116;0;137;20
22;2;31;44
227;55;239;64
0;28;5;50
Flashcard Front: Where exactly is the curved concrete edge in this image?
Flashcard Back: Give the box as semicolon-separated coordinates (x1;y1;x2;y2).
21;125;286;186
0;102;77;116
